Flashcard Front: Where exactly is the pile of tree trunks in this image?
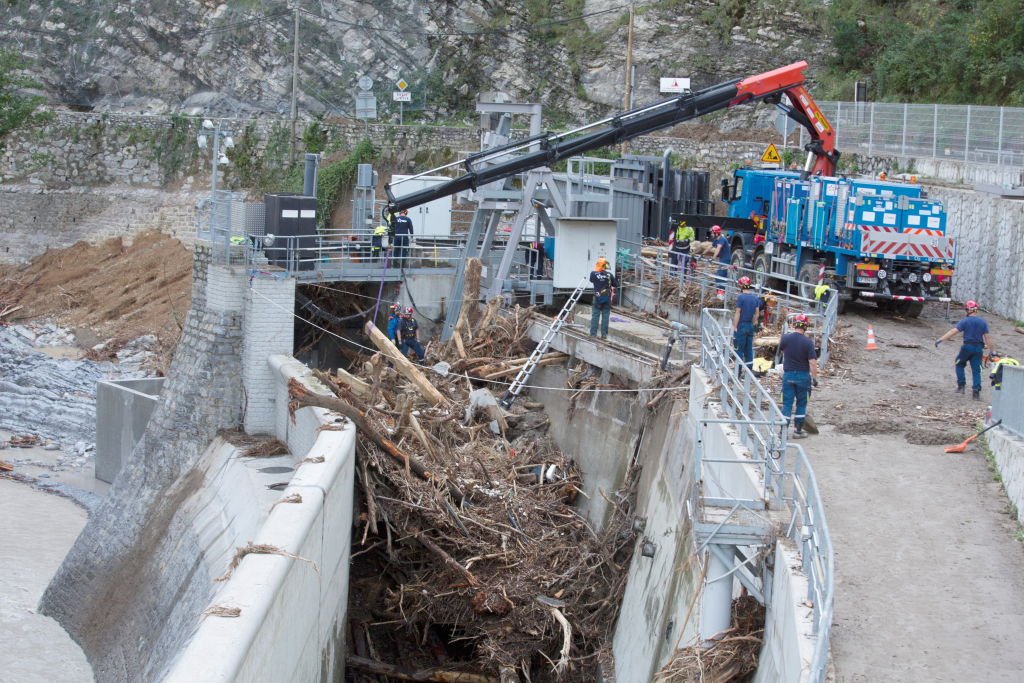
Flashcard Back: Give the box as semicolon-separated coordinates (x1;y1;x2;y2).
292;290;642;682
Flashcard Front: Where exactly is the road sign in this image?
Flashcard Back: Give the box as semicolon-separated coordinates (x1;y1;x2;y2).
396;79;408;91
659;77;690;93
393;91;412;102
760;143;782;164
355;92;377;120
775;112;797;138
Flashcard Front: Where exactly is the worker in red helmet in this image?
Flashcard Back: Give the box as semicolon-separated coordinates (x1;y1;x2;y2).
778;313;819;439
732;276;764;371
710;225;732;285
935;299;991;400
397;306;425;360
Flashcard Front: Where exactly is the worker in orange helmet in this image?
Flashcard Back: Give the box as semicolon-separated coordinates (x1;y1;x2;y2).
589;256;618;339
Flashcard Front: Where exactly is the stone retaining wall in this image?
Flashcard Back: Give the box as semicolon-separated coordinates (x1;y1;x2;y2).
926;187;1024;321
39;244;246;680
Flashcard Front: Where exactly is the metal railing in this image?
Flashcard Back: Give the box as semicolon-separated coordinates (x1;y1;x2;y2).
778;441;835;681
625;252;840;369
246;228;466;276
699;308;790;502
805;101;1024;169
698;308;835;681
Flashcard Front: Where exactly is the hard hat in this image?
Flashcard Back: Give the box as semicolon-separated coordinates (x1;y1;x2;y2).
710;224;722;234
792;313;810;328
965;300;978;311
390;303;400;311
405;306;414;315
678;218;688;226
737;276;752;288
595;256;608;270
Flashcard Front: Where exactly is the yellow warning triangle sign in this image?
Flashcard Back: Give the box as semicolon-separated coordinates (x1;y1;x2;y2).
760;143;782;164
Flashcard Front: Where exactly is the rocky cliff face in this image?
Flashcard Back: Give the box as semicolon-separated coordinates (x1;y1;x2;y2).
2;0;833;123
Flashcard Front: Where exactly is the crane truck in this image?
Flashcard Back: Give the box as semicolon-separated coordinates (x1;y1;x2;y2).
381;61;955;318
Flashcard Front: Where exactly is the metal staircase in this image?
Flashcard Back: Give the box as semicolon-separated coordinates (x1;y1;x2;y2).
500;276;589;408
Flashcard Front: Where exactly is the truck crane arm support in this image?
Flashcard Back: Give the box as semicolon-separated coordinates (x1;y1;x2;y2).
385;60;833;216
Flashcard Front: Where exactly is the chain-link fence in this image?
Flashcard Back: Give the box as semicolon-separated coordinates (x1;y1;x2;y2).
799;102;1024;168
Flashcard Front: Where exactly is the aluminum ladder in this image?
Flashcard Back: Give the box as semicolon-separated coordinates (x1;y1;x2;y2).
500;276;589;408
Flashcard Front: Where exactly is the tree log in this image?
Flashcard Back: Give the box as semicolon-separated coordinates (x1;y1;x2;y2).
313;368;370;400
288;380;464;505
365;321;446;405
415;530;480;587
346;656;498;683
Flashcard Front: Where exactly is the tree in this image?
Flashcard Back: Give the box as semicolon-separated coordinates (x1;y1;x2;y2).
0;50;46;145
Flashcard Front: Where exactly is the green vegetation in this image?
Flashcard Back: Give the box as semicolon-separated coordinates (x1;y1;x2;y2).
0;50;48;147
152;114;201;184
826;0;1024;105
315;138;377;227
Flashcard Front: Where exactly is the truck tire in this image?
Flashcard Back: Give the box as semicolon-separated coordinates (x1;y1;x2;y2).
894;300;925;318
753;251;774;290
798;262;821;302
731;248;747;271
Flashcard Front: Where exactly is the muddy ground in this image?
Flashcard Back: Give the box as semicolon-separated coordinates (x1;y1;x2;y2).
808;301;1024;682
0;231;191;369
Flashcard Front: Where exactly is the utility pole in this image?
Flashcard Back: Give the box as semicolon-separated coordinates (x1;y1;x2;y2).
290;7;300;164
620;3;635;156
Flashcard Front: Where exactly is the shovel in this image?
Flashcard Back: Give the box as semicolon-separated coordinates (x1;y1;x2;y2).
944;420;1002;454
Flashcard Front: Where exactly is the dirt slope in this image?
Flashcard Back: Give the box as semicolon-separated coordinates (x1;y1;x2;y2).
809;302;1024;681
0;231;191;354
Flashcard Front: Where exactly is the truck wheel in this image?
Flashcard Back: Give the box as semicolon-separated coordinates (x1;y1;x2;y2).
798;262;821;301
730;249;747;272
753;251;773;289
895;301;924;318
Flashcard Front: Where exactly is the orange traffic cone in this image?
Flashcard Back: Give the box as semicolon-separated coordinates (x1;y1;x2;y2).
865;325;878;350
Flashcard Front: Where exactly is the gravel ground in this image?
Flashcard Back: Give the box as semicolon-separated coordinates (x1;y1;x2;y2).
807;301;1024;682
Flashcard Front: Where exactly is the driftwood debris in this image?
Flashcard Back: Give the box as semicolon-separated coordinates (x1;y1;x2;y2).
288;379;465;505
364;320;446;405
318;299;643;680
346;655;498;683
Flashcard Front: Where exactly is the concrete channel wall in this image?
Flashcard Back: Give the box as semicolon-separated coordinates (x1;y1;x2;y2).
165;356;356;682
990;365;1024;525
95;378;165;484
753;540;815;682
604;366;818;682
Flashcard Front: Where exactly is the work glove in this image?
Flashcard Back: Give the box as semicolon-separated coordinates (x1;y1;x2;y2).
755;323;763;334
812;378;819;388
934;339;943;349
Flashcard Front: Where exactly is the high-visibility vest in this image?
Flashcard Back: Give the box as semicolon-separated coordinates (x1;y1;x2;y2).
991;357;1020;388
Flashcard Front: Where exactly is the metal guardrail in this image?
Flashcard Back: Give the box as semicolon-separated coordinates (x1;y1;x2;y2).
779;441;835;681
698;308;789;501
626;251;840;369
698;308;835;682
